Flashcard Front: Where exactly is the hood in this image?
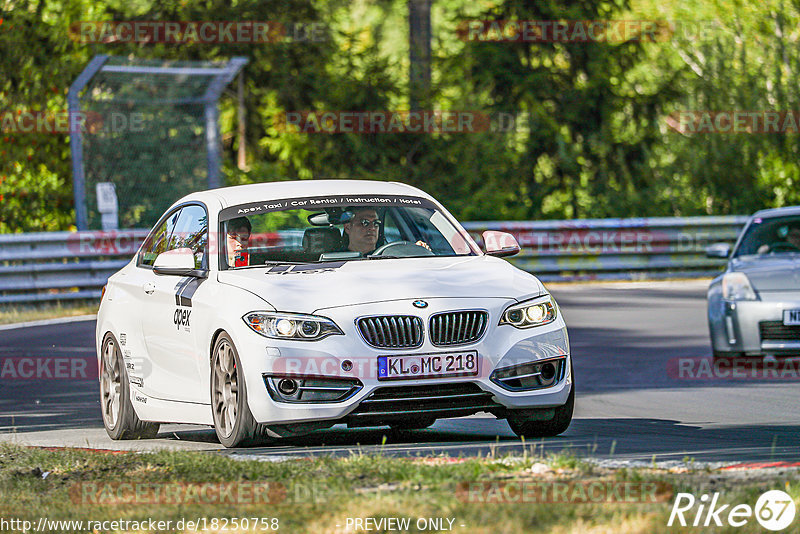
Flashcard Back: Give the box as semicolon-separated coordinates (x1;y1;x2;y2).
731;255;800;292
217;255;544;312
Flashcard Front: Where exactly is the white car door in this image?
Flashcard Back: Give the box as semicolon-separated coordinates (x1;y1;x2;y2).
138;204;209;404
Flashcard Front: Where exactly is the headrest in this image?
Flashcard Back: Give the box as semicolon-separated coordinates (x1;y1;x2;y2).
302;227;342;255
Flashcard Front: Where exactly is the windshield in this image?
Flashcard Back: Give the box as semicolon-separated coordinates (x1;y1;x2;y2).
734;215;800;258
219;194;478;268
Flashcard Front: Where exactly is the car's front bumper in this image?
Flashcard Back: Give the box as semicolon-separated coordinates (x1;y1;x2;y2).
232;297;572;427
710;291;800;355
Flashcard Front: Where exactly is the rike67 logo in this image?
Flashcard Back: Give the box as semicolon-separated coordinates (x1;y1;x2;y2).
668;490;796;531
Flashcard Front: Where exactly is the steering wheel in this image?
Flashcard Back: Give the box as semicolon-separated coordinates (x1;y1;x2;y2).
768;242;800;254
370;241;434;257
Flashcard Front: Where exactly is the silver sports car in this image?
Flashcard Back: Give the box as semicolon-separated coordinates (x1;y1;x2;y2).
707;206;800;359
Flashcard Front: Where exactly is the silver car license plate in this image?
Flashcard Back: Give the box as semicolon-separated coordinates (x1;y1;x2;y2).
784;309;800;325
378;351;479;381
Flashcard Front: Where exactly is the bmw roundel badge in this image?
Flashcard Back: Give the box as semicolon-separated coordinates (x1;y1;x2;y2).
413;300;428;308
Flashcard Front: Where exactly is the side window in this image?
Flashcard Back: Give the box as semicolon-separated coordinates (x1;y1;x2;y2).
404;208;455;254
382;210;403;243
171;205;209;269
138;209;181;267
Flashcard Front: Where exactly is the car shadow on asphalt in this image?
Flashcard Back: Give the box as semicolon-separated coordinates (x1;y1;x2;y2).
218;417;800;463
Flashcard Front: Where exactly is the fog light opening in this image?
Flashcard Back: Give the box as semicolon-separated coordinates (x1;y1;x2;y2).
540;362;556;381
490;357;565;391
278;378;298;395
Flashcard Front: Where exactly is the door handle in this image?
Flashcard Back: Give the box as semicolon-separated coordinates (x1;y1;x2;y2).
143;282;156;295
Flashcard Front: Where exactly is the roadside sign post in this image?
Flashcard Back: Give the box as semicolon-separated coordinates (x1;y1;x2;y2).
96;182;119;231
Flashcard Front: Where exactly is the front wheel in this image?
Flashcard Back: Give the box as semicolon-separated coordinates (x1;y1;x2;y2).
211;332;263;448
99;333;159;440
507;368;574;439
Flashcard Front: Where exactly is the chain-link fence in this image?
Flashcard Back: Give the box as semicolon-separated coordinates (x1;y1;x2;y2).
69;55;247;230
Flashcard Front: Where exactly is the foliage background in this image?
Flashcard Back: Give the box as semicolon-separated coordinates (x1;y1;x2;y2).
1;0;799;232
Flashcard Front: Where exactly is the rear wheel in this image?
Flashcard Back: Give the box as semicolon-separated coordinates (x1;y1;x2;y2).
507;365;574;439
100;333;159;440
211;333;262;448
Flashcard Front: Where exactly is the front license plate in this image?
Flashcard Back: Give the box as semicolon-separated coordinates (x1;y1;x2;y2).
784;309;800;326
378;351;479;381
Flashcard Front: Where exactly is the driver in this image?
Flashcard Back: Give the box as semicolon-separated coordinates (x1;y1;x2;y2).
757;221;800;254
342;207;430;254
343;207;381;254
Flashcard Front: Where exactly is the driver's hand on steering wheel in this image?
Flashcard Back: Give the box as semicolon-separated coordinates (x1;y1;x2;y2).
415;240;431;251
757;244;770;254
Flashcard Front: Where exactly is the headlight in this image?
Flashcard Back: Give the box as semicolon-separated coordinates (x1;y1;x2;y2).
500;295;557;328
243;312;343;341
722;272;757;301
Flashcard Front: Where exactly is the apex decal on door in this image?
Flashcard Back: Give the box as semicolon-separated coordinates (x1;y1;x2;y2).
174;308;191;331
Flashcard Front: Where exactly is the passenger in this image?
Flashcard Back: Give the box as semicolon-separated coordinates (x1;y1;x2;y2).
226;217;251;267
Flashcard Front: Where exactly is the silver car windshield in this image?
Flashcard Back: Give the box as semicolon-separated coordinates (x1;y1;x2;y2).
219;198;478;268
734;215;800;257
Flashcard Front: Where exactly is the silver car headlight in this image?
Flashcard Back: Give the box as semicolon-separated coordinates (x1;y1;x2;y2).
499;295;557;328
722;272;757;301
243;312;343;341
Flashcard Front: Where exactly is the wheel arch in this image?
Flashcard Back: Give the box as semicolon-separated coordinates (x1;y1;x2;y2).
209;328;228;360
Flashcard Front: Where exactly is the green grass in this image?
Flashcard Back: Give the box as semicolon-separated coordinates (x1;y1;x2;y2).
0;443;797;533
0;302;97;325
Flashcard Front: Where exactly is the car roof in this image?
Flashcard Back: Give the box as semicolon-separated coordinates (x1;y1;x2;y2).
174;180;434;209
751;205;800;219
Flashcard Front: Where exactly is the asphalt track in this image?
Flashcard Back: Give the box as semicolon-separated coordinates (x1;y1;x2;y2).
1;280;799;465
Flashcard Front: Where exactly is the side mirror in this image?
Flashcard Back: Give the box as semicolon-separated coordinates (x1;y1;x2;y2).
153;248;205;277
706;242;732;259
483;230;521;258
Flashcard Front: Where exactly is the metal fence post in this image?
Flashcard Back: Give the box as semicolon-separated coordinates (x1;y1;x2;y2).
68;55;109;231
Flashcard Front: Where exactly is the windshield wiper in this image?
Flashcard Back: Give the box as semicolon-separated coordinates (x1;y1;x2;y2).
230;261;310;269
366;255;436;260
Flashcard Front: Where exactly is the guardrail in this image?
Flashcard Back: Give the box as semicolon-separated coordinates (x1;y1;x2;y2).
0;217;748;304
463;215;748;282
0;230;148;304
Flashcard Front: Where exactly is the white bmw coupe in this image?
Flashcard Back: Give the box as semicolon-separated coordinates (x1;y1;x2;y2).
96;180;574;447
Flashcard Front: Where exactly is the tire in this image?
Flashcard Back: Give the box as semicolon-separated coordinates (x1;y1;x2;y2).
99;333;160;440
712;350;745;361
211;333;263;448
389;418;436;431
507;366;574;439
